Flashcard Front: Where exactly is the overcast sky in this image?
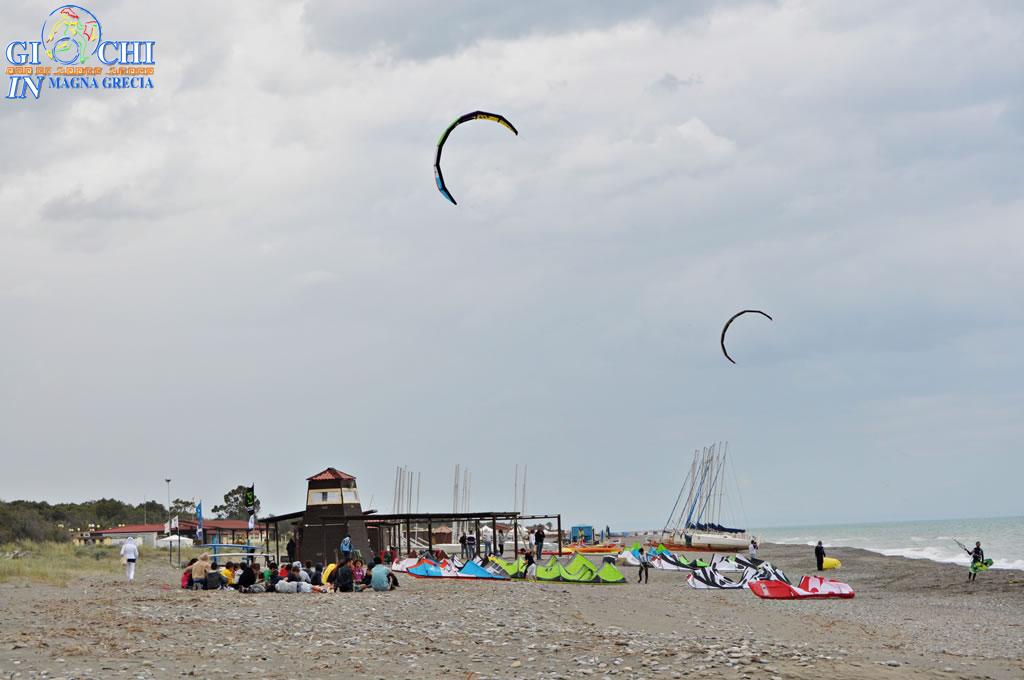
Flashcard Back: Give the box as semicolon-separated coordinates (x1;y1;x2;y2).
1;1;1022;530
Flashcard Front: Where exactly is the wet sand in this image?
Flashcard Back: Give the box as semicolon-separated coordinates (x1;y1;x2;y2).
1;542;1022;679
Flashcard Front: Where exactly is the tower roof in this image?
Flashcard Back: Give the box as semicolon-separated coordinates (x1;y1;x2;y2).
306;467;356;482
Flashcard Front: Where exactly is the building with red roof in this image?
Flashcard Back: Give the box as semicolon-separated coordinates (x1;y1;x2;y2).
88;518;267;547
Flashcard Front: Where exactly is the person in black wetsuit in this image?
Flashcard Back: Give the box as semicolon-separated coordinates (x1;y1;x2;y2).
965;541;984;582
815;541;826;571
637;547;650;584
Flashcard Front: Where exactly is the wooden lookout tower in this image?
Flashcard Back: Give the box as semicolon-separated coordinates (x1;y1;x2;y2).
299;467;372;563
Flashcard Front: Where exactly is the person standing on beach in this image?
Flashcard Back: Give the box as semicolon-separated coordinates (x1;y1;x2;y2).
120;537;139;583
815;541;826;571
497;530;506;557
340;535;352;562
965;541;985;582
286;536;296;564
535;526;546;559
459;532;468;559
637;547;650;584
749;537;759;561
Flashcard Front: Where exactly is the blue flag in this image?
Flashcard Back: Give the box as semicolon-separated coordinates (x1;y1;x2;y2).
195;501;204;541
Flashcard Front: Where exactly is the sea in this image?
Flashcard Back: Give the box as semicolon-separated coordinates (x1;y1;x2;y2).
755;516;1024;571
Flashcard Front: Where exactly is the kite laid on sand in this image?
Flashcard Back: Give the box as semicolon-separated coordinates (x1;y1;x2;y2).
433;111;518;205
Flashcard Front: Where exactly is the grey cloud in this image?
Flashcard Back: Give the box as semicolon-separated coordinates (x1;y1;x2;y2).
649;72;703;92
39;187;156;222
299;0;743;60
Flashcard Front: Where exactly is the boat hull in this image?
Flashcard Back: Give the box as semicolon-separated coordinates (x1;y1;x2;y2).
661;533;747;553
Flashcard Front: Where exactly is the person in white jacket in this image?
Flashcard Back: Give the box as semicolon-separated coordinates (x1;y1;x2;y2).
120;537;140;583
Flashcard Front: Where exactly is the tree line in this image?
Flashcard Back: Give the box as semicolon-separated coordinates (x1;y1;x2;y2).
0;485;262;543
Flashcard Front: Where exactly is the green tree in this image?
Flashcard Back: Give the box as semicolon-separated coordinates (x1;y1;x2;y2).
0;502;68;542
0;498;171;542
211;485;260;520
169;498;196;521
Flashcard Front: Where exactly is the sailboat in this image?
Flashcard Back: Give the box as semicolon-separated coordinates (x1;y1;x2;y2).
661;442;748;552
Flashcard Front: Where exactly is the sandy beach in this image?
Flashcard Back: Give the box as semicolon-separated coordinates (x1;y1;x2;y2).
1;543;1022;679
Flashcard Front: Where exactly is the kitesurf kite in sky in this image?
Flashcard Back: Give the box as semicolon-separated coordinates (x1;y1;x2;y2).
720;310;773;364
434;111;518;205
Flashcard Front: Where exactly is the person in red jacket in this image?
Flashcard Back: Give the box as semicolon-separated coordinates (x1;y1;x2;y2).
181;558;197;589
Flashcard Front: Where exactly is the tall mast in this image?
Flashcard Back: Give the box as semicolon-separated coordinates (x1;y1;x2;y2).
521;464;527;515
514;464;519;513
453;464;460;514
686;447;708;529
679;450;700;533
663;450;693;535
716;444;724;522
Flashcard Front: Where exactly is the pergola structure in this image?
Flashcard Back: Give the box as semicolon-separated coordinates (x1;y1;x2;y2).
259;510;304;562
364;511;563;558
260;509;563;562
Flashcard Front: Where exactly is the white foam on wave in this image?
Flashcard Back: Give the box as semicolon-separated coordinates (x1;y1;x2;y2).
762;525;1024;571
771;536;868;548
861;546;1024;571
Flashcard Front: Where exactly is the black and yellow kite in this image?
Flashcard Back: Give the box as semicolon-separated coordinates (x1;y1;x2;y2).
434;111;518;205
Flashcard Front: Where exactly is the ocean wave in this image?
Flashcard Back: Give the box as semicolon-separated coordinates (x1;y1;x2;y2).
763;536;1024;571
860;546;1024;571
758;517;1024;571
769;536;866;547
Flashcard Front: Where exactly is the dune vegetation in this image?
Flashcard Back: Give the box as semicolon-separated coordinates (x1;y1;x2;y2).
0;541;138;586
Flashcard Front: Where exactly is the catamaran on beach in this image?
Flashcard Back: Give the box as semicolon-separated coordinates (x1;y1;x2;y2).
660;442;749;552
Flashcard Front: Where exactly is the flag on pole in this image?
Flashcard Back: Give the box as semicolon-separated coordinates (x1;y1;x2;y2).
245;484;256;530
170;516;179;530
195;501;204;541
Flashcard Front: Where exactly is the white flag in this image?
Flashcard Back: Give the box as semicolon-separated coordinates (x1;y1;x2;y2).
170;516;179;530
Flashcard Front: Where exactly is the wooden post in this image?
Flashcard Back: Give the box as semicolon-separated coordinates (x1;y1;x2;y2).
491;516;497;558
405;518;411;557
557;514;562;556
427;517;433;553
474;519;481;558
513;517;519;557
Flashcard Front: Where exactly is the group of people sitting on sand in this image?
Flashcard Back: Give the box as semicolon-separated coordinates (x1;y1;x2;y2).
181;553;398;593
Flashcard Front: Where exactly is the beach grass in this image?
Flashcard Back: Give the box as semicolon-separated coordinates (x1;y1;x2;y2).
0;541;146;586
